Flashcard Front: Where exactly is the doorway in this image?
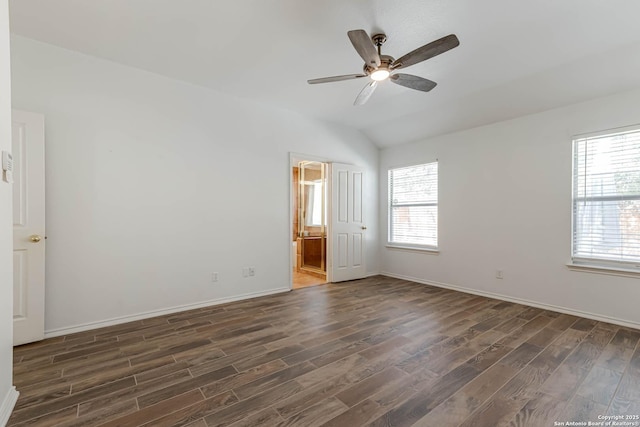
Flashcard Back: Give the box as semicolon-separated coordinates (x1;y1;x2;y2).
292;159;328;289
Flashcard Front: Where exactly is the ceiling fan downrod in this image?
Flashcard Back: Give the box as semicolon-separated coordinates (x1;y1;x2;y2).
372;33;387;56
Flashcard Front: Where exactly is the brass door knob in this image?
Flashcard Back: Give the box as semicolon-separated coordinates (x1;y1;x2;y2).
29;235;42;243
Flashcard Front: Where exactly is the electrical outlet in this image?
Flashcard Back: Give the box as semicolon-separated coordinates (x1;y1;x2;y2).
248;267;255;277
496;270;504;279
211;272;218;283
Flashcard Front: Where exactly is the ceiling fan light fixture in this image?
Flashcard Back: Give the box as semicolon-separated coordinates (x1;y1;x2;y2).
370;69;390;81
307;30;460;105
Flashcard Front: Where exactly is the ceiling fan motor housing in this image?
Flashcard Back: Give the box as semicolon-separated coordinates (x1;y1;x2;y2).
364;54;394;76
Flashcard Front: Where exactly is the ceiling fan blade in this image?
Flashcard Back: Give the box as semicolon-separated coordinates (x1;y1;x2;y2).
392;34;460;70
390;73;437;92
354;81;377;106
307;74;367;84
348;29;381;67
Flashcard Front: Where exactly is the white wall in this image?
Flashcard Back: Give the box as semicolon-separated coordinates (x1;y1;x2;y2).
10;36;379;335
0;1;17;423
380;88;640;328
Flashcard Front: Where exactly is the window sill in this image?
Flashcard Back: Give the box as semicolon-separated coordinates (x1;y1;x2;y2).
566;263;640;279
385;245;440;254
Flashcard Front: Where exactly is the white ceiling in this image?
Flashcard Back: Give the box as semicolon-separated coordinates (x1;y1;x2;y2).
9;0;640;147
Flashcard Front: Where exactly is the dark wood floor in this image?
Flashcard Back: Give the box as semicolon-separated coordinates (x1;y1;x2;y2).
9;276;640;426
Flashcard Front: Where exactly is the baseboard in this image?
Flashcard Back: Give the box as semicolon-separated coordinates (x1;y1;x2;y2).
44;287;291;338
0;386;19;427
381;271;640;330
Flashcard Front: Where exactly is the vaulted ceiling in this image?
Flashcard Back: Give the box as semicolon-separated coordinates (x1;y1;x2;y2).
9;0;640;147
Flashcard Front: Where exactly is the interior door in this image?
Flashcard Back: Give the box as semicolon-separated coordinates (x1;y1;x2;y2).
12;110;46;346
330;163;366;282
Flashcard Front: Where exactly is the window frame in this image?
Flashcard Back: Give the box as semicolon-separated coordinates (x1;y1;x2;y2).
387;161;439;251
570;124;640;273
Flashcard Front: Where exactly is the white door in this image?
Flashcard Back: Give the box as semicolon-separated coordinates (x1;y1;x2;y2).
12;110;46;346
330;163;366;282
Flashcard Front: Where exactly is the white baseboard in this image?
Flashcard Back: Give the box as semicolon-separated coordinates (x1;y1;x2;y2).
44;287;291;338
0;386;19;427
381;272;640;330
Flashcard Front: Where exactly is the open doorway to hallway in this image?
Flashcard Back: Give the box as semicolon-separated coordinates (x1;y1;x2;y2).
291;159;328;289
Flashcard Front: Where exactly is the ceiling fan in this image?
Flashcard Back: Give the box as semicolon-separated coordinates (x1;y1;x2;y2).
308;29;460;106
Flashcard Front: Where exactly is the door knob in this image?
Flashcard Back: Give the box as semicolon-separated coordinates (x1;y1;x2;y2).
29;235;42;243
361;226;367;230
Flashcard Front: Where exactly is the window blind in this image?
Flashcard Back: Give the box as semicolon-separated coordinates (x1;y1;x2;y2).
572;127;640;268
389;162;438;247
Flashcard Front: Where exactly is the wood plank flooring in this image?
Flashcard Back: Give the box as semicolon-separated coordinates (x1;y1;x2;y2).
9;276;640;426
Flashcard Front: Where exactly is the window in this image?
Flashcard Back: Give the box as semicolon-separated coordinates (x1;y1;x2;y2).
388;162;438;248
572;126;640;270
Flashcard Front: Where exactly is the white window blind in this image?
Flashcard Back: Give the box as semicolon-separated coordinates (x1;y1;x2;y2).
572;127;640;269
388;162;438;248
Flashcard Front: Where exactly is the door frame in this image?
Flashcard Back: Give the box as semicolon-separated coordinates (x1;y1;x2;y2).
289;153;333;290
